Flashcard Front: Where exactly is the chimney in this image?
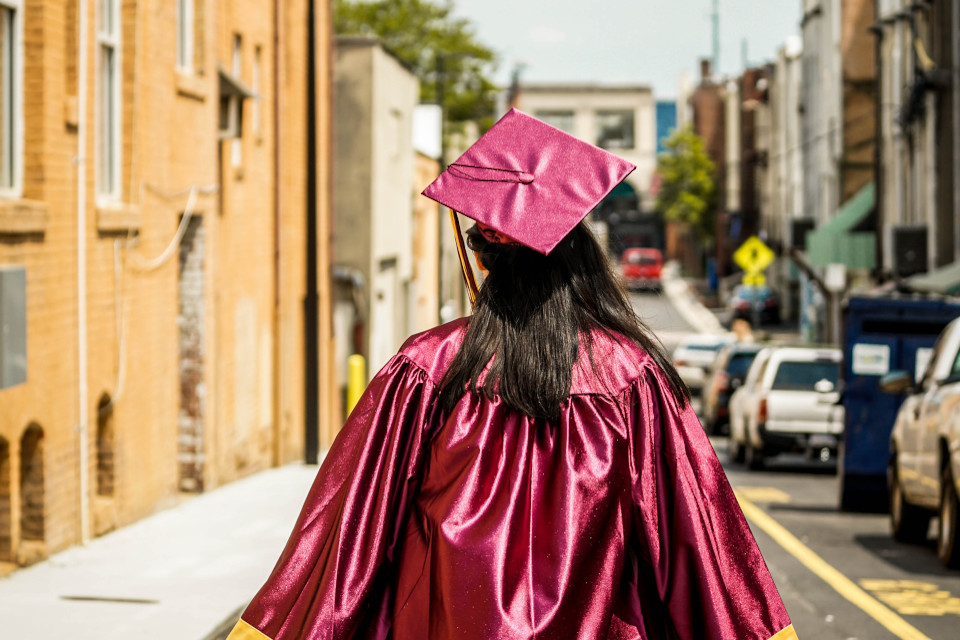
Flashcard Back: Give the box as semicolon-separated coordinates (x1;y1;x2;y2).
700;58;712;82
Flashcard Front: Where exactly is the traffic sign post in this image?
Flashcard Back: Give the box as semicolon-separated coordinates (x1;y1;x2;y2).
733;236;775;329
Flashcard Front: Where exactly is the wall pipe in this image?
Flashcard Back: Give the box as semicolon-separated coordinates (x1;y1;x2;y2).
953;0;960;261
304;0;320;464
76;0;90;543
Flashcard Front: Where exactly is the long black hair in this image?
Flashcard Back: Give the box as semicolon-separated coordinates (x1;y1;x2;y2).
438;221;688;421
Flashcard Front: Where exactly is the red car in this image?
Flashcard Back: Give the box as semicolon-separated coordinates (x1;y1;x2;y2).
621;248;663;292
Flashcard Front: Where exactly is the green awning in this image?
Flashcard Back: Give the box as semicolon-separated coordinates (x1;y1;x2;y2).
908;261;960;295
607;180;637;199
806;182;876;269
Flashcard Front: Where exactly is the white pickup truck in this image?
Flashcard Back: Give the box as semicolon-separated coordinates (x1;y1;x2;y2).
738;346;843;470
883;316;960;568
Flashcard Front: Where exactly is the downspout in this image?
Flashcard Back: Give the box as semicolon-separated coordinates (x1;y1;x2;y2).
271;0;282;466
304;0;320;464
77;0;90;543
953;0;960;261
869;20;884;277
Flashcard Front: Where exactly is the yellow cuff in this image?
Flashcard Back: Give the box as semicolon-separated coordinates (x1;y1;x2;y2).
225;619;272;640
769;625;798;640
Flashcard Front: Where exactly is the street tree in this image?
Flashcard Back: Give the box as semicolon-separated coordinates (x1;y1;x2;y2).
654;127;717;240
334;0;499;127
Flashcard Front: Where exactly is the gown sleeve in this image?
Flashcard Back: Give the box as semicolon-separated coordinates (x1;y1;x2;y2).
226;354;439;640
620;361;798;640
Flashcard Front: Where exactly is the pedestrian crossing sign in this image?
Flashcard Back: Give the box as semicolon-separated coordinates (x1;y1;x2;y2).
733;236;775;274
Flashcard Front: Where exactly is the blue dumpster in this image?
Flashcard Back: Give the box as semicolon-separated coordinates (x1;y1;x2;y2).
839;294;960;511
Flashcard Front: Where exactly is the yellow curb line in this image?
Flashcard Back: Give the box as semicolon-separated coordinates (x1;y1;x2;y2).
735;491;933;640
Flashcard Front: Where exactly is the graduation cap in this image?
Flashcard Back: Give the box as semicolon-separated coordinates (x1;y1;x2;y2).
422;108;635;301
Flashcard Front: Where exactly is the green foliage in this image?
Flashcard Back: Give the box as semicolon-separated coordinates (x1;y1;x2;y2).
334;0;499;126
654;127;717;240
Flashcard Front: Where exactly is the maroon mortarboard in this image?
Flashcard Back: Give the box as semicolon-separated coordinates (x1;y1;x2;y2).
422;108;636;255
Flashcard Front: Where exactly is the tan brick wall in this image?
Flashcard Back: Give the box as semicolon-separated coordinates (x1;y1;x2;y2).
0;0;330;569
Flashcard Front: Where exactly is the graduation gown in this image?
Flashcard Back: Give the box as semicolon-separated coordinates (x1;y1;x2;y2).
227;318;797;640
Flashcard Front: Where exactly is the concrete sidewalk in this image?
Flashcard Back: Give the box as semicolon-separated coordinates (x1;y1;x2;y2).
0;463;319;640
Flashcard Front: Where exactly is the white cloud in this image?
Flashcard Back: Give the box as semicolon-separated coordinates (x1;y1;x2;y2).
526;25;567;44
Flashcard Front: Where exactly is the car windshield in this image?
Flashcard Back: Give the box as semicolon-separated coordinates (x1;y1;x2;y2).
627;253;659;266
735;286;772;301
727;352;758;378
685;343;723;352
771;360;839;391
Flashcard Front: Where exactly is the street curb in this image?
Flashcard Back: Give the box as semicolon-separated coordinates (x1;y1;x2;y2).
203;605;245;640
662;262;726;335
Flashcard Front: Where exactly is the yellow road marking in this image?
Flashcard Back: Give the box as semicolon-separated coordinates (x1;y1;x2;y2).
737;486;792;504
860;580;960;617
735;491;934;640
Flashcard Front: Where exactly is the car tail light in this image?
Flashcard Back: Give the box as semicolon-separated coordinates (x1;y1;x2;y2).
736;301;750;311
714;370;729;393
757;397;768;424
764;298;777;307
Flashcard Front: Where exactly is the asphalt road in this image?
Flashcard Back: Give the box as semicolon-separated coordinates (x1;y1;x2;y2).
634;288;960;640
720;445;960;640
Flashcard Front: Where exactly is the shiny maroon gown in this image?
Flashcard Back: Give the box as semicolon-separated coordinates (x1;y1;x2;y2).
229;318;797;640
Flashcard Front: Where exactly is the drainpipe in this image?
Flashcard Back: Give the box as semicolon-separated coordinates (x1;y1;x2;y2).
304;0;320;464
869;21;884;278
953;0;960;261
77;0;90;543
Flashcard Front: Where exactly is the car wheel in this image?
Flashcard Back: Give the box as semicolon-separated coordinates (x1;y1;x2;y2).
938;466;960;568
745;441;765;471
728;437;745;464
889;463;932;544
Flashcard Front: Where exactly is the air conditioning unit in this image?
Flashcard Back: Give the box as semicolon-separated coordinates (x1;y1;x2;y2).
790;218;816;250
892;226;928;277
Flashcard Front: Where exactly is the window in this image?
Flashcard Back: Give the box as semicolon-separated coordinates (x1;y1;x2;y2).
771;360;839;391
97;0;121;199
535;110;574;134
177;0;194;72
0;1;20;195
251;45;261;136
595;110;634;150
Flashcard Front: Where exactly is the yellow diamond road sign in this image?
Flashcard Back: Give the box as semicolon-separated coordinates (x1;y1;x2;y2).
733;236;775;274
743;272;766;286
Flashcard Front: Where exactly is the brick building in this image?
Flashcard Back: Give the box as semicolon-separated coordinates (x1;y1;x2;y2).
681;59;725;276
0;0;334;569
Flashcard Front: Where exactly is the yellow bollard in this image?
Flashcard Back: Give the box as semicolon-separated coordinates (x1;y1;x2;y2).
346;354;366;415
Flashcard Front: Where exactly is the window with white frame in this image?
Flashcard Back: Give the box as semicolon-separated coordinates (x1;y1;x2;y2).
177;0;193;72
535;110;574;135
595;110;635;150
0;0;21;194
97;0;121;199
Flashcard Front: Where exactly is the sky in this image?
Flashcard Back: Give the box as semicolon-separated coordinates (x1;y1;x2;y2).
452;0;803;99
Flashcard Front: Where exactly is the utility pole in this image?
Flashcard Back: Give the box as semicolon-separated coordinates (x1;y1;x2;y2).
712;0;720;77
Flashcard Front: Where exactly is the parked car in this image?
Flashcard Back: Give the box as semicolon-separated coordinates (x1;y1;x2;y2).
728;347;774;463
621;248;663;292
672;333;733;397
703;342;763;435
731;346;843;469
728;284;781;326
882;316;960;568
